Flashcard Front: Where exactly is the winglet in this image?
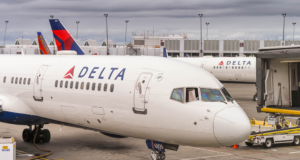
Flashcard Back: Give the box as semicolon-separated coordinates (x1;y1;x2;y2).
49;19;85;55
37;32;51;55
163;47;168;58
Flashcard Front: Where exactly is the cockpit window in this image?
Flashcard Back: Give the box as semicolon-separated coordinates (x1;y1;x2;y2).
171;88;184;102
200;88;225;101
186;88;199;102
222;87;233;101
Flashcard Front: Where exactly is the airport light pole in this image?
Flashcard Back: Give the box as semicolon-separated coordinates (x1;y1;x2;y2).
50;15;55;54
198;14;203;54
76;21;80;40
282;13;286;46
104;14;109;55
3;21;9;47
206;22;209;40
125;20;129;55
293;22;296;41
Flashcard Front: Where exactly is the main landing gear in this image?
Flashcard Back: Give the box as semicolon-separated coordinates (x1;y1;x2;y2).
22;124;51;143
253;92;257;101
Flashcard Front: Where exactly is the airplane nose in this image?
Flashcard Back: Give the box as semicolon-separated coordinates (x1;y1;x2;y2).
213;107;251;146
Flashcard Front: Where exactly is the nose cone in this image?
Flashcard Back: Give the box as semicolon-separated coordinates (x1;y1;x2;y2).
214;107;251;146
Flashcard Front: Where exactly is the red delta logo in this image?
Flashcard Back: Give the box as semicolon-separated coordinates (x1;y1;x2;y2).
219;61;224;65
64;66;75;79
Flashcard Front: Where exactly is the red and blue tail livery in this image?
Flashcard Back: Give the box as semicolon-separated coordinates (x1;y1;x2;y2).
49;19;85;55
37;32;51;55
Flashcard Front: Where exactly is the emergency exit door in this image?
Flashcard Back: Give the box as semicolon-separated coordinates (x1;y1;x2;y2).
134;73;152;111
33;65;48;101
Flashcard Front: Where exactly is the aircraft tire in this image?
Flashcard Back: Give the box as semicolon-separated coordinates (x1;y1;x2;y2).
22;129;31;142
41;129;51;143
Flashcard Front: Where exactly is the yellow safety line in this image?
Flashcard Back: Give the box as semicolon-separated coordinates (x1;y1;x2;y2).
261;108;300;116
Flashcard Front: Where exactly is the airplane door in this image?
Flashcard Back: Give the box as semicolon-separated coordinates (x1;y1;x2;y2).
134;73;152;113
33;65;48;101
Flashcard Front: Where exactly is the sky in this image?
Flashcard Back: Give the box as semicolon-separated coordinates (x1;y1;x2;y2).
1;0;300;46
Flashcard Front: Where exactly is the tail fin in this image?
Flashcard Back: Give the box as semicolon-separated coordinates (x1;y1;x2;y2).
49;19;85;55
37;32;51;55
163;48;168;58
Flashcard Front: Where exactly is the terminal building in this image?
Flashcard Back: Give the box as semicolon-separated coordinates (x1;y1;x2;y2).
1;34;300;57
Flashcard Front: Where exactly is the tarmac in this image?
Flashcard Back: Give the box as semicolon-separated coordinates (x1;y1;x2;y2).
1;83;300;160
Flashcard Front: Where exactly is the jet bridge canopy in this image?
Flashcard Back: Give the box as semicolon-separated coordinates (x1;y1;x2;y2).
256;45;300;116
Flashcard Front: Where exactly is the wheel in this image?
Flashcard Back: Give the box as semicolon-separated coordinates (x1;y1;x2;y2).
253;95;257;101
41;129;51;143
263;138;273;148
150;150;157;160
245;142;253;146
22;129;31;142
293;136;300;146
160;153;166;160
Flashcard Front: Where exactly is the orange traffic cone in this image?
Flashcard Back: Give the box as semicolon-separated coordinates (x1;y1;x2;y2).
232;144;239;149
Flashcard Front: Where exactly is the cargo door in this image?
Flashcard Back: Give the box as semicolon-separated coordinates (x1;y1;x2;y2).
33;65;48;101
61;106;83;125
134;73;152;112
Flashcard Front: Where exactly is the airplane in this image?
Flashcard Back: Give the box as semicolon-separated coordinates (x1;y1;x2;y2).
0;19;251;159
163;52;257;100
37;32;52;55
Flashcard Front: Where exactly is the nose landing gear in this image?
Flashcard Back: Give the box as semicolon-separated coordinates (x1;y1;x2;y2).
146;140;179;160
150;150;166;160
22;124;51;143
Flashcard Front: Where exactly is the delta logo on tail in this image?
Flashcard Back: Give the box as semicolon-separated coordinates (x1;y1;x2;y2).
37;32;51;55
49;19;85;55
64;66;75;79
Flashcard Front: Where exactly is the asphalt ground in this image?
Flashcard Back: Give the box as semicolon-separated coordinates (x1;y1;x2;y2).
1;83;300;160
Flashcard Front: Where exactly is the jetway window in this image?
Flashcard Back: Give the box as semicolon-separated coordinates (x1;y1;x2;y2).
15;77;18;84
28;78;31;85
19;78;22;84
80;82;84;90
55;80;58;87
92;83;96;91
70;81;74;89
110;84;114;92
221;88;233;101
104;83;108;92
98;83;102;91
65;81;68;88
11;77;14;84
86;82;90;90
60;80;63;88
3;76;6;83
186;88;199;102
171;88;184;102
200;88;225;102
23;78;26;85
75;82;79;89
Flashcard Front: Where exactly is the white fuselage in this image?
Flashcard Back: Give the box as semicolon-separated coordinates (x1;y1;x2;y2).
0;55;250;147
177;57;256;83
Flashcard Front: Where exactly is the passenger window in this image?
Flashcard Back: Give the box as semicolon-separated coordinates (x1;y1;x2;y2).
226;66;227;69
235;66;237;69
98;83;102;91
70;81;74;89
3;76;6;83
104;83;108;92
171;88;184;102
11;77;14;84
23;78;26;85
75;81;79;89
241;66;243;69
15;77;18;84
55;80;58;87
92;83;96;91
238;66;240;69
80;82;84;90
216;66;218;69
186;88;199;102
60;80;63;88
86;82;90;90
213;66;215;69
65;81;68;88
232;66;234;69
110;84;114;92
28;78;31;85
19;78;22;84
200;88;225;102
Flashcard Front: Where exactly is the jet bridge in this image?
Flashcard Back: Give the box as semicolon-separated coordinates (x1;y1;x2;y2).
256;45;300;116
